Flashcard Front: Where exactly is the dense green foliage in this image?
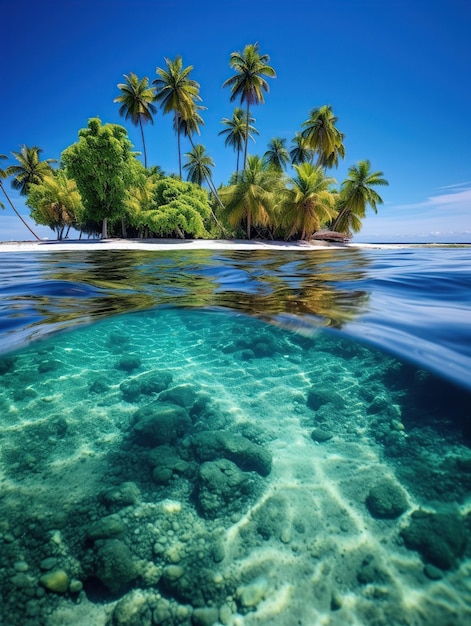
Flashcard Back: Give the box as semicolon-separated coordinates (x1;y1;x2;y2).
127;176;212;238
62;118;144;238
3;41;388;241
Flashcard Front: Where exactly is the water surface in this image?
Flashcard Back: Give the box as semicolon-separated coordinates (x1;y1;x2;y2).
0;246;470;626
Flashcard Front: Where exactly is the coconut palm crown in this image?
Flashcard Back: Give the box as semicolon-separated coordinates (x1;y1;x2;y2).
332;160;389;234
223;43;276;170
219;107;259;177
290;132;315;165
219;155;279;239
183;144;215;187
153;56;202;176
301;105;345;169
114;72;157;168
7;145;56;196
263;137;290;172
280;162;338;240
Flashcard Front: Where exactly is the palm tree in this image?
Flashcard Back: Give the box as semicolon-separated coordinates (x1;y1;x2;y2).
114;72;157;168
219;155;279;239
7;145;56;196
223;43;276;171
219;107;258;177
153;56;202;177
280;163;338;240
0;154;41;239
263;137;290;172
27;171;83;239
289;132;315;165
301;105;345;169
183;144;215;186
331;160;388;234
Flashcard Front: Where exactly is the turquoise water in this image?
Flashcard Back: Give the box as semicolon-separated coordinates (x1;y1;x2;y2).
1;247;471;625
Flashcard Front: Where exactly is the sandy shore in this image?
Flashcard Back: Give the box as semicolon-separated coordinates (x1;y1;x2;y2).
0;237;348;252
1;238;453;252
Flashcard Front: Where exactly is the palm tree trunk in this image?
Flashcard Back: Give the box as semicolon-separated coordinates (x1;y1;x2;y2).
247;211;251;240
236;150;240;181
177;117;182;178
102;217;108;239
139;119;147;168
0;182;41;240
331;206;349;232
244;104;250;171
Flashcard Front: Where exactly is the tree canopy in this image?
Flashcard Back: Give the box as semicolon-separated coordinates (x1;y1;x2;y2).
61;118;143;238
127;176;212;239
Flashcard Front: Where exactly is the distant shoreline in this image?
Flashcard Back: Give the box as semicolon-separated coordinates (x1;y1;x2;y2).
0;238;469;252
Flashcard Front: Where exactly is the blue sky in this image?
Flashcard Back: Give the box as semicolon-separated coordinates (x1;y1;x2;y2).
2;0;470;242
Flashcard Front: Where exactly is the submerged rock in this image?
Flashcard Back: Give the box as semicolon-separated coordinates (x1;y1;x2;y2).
307;388;344;412
238;578;267;609
110;589;152;625
116;356;141;373
0;355;16;375
310;428;333;443
133;402;191;446
39;569;69;594
95;539;137;594
87;514;126;540
401;508;468;569
191;431;272;476
197;458;256;518
159;384;198;409
366;479;408;519
148;445;189;484
102;482;141;509
120;371;173;402
192;606;219;625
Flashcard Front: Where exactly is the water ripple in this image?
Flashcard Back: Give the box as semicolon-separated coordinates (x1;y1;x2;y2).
1;247;470;389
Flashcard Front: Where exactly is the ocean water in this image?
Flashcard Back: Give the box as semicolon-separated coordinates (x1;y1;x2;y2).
0;246;470;626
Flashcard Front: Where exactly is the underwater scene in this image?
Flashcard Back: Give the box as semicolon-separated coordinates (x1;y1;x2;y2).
0;247;470;626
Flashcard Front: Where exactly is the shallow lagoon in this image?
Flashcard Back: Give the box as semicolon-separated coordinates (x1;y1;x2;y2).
1;247;470;625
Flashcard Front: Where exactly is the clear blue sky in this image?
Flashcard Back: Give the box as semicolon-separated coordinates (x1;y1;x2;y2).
2;0;470;242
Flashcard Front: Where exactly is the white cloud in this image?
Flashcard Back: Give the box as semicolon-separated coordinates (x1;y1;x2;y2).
358;185;471;241
438;181;471;190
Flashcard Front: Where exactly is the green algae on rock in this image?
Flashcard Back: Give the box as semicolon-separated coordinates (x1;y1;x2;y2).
365;478;408;519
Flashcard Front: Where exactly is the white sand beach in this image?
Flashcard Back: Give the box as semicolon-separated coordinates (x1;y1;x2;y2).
0;237;346;252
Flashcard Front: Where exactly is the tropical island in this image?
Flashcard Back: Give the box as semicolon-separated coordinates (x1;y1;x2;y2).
0;43;388;243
